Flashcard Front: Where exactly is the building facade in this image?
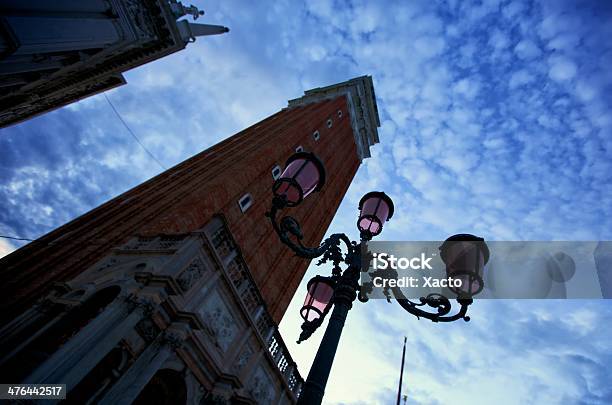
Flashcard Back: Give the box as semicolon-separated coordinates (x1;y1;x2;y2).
0;0;228;128
0;76;381;403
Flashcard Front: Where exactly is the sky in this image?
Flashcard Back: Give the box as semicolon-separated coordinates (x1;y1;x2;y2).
1;0;612;404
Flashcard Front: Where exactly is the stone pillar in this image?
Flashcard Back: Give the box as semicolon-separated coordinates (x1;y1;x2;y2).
98;326;186;405
24;295;153;390
0;299;66;363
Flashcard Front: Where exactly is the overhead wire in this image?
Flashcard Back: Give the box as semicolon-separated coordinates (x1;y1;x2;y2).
104;93;166;170
0;235;34;242
0;95;168;246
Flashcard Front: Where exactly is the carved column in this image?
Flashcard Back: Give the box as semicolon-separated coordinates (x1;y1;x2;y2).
0;298;66;363
24;295;154;391
99;327;186;405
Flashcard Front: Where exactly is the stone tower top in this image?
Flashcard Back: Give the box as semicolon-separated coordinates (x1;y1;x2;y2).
287;75;381;160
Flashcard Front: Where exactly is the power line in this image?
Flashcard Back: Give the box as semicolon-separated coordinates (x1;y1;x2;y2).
104;93;166;170
0;235;34;242
1;97;167;246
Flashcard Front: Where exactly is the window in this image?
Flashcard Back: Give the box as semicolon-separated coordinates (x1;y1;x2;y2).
313;130;320;141
272;165;282;180
295;145;304;153
338;109;343;118
327;118;333;128
238;193;253;213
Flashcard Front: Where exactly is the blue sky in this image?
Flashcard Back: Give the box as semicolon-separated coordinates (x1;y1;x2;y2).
1;0;612;404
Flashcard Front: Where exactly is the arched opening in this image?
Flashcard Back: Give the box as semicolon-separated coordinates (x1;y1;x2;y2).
64;345;131;404
1;286;121;382
133;368;187;405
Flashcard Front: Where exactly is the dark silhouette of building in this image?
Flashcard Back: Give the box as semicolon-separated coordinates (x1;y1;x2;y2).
0;0;228;128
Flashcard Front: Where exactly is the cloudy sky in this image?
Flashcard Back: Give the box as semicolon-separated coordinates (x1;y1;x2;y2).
1;0;612;404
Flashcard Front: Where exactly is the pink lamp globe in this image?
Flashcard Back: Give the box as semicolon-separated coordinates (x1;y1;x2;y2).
273;152;326;207
357;191;394;237
300;276;335;322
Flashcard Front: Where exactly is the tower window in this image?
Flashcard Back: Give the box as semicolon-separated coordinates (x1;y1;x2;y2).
238;194;253;213
272;165;282;180
327;118;333;128
295;145;304;153
313;130;320;141
337;110;343;118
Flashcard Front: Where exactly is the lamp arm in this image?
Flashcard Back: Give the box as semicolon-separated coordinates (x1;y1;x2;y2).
359;267;472;322
391;286;472;323
266;197;354;263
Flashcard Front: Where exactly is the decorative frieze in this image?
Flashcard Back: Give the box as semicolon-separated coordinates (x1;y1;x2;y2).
234;344;253;373
249;365;274;404
199;291;238;353
177;258;206;292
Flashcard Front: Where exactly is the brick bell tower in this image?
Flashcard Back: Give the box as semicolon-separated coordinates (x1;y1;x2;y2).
0;76;380;403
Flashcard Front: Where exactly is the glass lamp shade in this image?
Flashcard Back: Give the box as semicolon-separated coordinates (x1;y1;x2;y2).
439;234;490;297
273;152;326;206
357;191;395;236
300;276;335;322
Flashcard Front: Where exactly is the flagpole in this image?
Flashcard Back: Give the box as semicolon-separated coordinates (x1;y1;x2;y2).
396;336;407;405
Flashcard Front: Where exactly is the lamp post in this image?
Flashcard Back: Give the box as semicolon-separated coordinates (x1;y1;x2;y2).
266;152;489;405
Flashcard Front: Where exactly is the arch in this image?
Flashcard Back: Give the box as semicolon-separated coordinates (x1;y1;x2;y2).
65;345;131;404
63;289;87;300
133;368;187;405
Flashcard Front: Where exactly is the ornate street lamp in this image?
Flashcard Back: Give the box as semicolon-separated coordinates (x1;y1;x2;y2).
266;152;489;405
440;234;490;297
357;191;394;237
300;276;335;322
273;152;326;206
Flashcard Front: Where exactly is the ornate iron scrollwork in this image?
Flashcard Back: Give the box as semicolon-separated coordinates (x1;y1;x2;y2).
267;193;474;341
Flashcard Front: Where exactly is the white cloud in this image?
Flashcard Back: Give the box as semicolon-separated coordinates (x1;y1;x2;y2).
453;77;480;100
502;1;524;20
488;29;510;50
0;239;15;259
514;39;542;60
548;55;578;82
508;70;535;89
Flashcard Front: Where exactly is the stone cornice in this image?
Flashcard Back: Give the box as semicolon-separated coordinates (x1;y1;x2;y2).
286;75;381;160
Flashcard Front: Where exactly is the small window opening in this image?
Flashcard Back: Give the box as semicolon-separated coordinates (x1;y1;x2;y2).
295;145;304;153
313;130;320;141
337;110;343;118
326;118;333;128
238;194;253;213
272;165;282;180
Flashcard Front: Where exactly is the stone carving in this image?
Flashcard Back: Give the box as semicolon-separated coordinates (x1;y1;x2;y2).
123;237;155;251
122;0;157;39
161;331;184;349
200;291;237;352
96;258;119;272
249;365;274;404
135;317;160;343
177;258;206;291
157;235;185;250
235;344;253;373
124;295;156;316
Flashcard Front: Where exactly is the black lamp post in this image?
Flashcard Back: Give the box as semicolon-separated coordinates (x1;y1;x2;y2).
266;152;489;405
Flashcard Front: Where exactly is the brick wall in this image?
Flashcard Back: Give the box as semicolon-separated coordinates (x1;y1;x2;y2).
0;95;361;325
